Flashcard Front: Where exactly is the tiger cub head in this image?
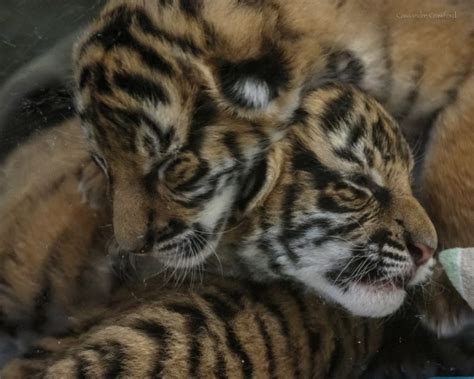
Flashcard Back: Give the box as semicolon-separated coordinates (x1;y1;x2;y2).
73;3;299;268
73;1;325;263
75;3;435;318
224;84;437;317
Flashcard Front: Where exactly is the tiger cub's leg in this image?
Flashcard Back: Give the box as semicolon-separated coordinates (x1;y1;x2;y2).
416;73;474;336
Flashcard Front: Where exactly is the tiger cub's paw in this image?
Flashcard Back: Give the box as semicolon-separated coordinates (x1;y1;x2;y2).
419;267;474;337
422;302;474;338
77;158;108;209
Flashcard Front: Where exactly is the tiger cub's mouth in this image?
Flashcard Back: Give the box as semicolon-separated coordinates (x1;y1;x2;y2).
350;256;436;317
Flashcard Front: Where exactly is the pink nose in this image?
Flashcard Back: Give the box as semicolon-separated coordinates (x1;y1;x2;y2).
408;243;435;266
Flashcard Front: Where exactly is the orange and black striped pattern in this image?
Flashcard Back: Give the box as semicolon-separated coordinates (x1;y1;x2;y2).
73;0;472;280
1;276;384;379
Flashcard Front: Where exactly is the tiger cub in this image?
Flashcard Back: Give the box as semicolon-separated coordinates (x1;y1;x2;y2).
83;83;439;319
1;275;384;379
75;0;473;270
0;118;113;366
0;84;438;359
0;86;470;378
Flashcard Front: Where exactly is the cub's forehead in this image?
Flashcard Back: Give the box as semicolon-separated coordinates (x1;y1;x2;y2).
291;85;412;175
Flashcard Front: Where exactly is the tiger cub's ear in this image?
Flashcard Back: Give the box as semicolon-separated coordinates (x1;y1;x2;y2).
215;47;290;112
211;39;323;124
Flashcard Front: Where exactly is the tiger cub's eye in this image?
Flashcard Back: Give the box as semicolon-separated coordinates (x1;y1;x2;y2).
163;151;203;190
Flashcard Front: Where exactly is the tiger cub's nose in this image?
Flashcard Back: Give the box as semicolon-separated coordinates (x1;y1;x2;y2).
407;241;435;266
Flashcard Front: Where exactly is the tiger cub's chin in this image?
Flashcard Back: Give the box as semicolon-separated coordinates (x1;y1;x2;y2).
300;256;436;318
322;281;407;318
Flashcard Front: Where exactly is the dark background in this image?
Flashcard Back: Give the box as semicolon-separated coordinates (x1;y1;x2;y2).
0;0;104;85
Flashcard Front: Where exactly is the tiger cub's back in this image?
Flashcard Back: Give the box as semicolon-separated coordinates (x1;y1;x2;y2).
0;119;112;345
2;276;383;378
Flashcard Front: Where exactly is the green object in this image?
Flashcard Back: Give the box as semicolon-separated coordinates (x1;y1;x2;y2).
439;248;463;295
439;247;474;309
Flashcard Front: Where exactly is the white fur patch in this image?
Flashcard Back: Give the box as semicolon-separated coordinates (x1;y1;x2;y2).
199;184;236;230
409;257;436;286
234;78;270;109
422;310;474;338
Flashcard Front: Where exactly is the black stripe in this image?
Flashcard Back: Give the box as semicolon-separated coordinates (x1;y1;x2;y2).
363;146;375;168
318;195;354;213
173;159;210;193
289;106;310;126
186;90;218;152
373;187;391;208
80;6;132;53
327;221;362;237
382;250;407;263
94;101;141;135
347;116;366;146
113;73;169;105
214;349;227;379
222;132;243;162
135;10;202;55
202;293;253;378
235;155;268;212
292;146;341;189
255;315;276;378
79;64;111;93
75;355;89;379
180;0;203;17
81;10;174;76
319;89;354;132
167;303;208;377
132;319;168;377
247;286;298;377
334;147;364;165
135;46;175;77
286;286;321;377
86;341;126;378
350;174;391;207
258;237;284;275
155;219;188;243
280;184;301;263
369;229;392;247
103;342;126;379
286;218;332;241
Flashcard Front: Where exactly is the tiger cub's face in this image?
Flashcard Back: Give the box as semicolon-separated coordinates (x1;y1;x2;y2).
227;85;437;317
74;5;290;269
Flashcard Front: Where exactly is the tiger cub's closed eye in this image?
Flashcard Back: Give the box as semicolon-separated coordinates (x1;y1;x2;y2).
161;151;204;189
